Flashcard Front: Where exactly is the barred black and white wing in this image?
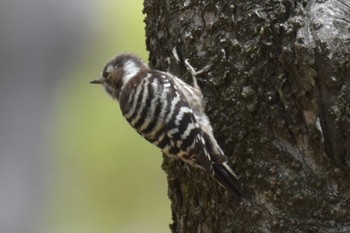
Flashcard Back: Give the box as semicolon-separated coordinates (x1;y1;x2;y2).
118;70;242;196
119;71;210;171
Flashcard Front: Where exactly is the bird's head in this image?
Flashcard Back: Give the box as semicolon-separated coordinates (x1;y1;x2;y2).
90;54;148;99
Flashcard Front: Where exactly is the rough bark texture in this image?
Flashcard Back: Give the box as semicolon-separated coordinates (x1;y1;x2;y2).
144;0;350;232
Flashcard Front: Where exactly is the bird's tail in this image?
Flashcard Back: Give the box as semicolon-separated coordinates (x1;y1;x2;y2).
213;163;243;197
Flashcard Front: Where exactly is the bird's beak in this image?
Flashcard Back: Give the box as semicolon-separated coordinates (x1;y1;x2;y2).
90;77;104;84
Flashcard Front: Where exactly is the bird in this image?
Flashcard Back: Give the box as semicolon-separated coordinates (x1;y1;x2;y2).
90;53;242;197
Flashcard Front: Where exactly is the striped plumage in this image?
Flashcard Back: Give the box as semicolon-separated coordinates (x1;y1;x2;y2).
91;54;242;197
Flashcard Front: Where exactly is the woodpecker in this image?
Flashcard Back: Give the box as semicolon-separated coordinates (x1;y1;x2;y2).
91;53;242;197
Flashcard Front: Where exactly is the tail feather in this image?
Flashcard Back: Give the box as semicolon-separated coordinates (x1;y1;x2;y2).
213;163;243;197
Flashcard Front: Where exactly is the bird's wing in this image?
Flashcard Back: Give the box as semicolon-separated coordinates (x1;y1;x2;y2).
160;75;213;174
119;71;214;174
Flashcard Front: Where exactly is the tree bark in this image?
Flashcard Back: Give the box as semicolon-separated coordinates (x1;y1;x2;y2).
144;0;350;232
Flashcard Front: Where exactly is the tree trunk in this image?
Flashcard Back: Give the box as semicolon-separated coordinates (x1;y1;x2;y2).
144;0;350;232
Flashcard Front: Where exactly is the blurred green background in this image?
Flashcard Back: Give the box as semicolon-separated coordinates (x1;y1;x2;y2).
0;0;170;233
48;1;170;233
